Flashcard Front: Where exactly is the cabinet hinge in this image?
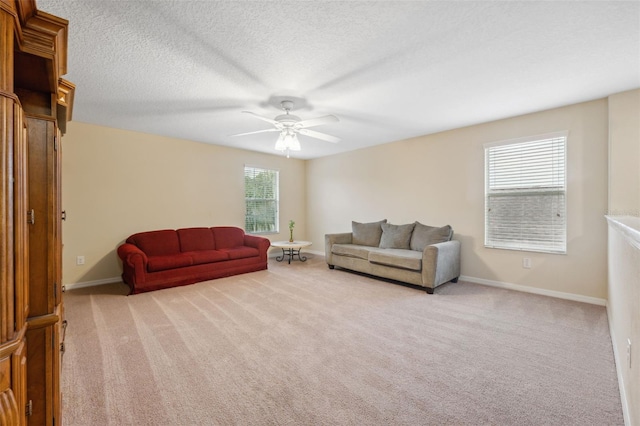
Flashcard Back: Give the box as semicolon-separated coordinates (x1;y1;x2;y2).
60;342;65;354
25;400;32;416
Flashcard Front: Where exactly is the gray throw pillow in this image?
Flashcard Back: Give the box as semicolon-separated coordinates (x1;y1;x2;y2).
352;219;387;247
379;223;416;249
410;222;453;251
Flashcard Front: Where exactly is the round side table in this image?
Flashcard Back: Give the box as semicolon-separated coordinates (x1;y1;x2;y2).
271;241;312;264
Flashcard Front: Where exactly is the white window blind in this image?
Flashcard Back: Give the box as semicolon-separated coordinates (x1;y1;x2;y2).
244;166;279;234
485;133;567;254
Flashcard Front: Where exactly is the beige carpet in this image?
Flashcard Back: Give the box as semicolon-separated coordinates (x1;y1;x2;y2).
61;255;623;425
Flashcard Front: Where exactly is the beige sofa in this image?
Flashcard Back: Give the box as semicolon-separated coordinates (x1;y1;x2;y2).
325;220;461;293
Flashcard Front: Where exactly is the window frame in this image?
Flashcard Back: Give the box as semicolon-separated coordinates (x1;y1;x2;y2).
244;165;279;235
484;131;568;254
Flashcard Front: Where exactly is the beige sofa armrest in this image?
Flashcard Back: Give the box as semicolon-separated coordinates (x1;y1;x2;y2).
421;240;461;291
325;232;353;266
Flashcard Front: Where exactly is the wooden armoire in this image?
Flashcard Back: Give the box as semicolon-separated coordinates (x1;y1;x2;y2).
1;0;73;424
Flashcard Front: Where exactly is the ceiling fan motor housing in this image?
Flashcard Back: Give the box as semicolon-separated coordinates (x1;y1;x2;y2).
276;100;300;127
275;114;301;126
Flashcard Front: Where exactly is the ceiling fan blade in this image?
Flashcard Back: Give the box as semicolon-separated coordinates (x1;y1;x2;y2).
242;111;279;125
296;115;339;129
230;128;279;137
298;128;341;143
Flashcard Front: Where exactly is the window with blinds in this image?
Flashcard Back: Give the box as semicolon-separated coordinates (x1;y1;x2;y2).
484;132;567;254
244;166;279;234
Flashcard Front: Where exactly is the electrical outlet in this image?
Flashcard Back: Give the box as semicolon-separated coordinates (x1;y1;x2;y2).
522;258;531;269
627;338;632;369
76;255;85;265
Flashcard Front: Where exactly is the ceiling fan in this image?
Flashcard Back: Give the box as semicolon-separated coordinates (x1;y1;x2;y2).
231;100;340;156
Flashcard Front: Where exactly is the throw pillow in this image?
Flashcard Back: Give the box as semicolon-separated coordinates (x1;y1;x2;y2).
379;222;416;249
410;222;453;251
352;219;387;247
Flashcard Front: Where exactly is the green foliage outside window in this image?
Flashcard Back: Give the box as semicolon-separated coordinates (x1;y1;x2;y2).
244;166;279;233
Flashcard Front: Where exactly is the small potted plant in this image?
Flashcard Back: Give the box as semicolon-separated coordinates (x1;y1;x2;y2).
288;219;295;242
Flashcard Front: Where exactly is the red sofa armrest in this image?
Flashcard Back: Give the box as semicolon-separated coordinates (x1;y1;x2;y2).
243;234;271;257
117;243;149;289
118;243;148;267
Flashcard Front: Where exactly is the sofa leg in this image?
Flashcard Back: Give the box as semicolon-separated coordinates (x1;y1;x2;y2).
328;264;335;269
451;276;459;283
426;287;434;294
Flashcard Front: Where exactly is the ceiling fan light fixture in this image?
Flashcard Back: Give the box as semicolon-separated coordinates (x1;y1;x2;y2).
287;133;301;151
274;133;287;151
275;131;300;153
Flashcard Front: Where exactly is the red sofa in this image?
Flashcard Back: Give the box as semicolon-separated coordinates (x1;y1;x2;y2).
117;226;270;294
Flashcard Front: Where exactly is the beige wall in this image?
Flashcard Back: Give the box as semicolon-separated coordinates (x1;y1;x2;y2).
609;89;640;216
307;99;609;299
61;122;307;285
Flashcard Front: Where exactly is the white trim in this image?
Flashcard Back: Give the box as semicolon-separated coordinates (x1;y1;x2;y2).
606;301;631;426
64;269;607;308
606;215;640;251
482;130;569;148
64;277;122;290
244;163;280;172
460;275;606;306
314;252;604;305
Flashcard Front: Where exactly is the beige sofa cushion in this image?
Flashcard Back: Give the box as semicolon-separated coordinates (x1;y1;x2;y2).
368;249;422;271
331;244;373;260
352;219;387;247
379;222;415;249
410;222;453;251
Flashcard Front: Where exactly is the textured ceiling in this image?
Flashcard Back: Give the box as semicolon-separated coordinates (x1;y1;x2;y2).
37;0;640;159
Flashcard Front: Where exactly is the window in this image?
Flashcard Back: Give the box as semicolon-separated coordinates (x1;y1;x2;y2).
484;132;567;254
244;166;279;234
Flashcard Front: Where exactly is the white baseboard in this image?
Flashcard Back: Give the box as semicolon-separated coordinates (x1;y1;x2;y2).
460;275;607;306
63;270;606;308
606;301;631;426
64;277;122;290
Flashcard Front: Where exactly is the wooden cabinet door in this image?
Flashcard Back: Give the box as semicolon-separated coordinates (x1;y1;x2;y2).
26;321;59;426
25;116;57;317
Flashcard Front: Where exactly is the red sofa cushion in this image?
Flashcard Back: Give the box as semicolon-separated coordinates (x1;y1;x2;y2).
127;230;180;256
218;246;260;260
212;227;245;249
147;253;193;272
178;227;216;252
186;250;229;265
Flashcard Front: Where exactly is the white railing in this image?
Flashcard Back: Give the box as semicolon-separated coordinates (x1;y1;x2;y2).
606;215;640;426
